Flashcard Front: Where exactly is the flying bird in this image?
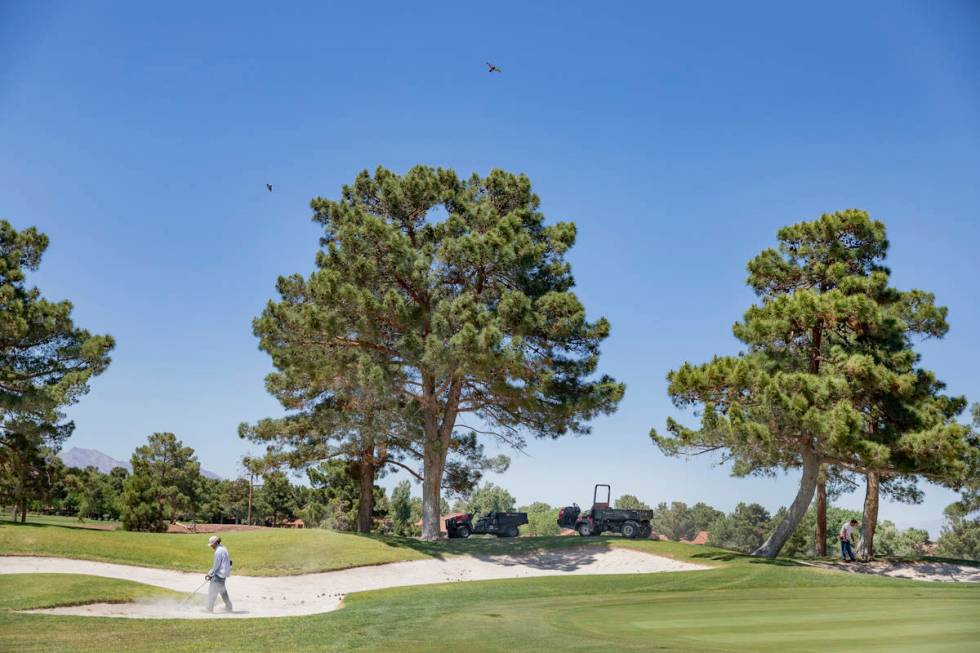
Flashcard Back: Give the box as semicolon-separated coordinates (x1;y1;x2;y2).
486;62;502;73
266;183;273;192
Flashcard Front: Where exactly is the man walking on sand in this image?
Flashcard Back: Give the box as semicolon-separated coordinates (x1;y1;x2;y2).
205;535;233;613
839;518;859;562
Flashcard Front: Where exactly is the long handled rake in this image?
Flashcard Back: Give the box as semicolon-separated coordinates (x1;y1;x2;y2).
179;579;209;606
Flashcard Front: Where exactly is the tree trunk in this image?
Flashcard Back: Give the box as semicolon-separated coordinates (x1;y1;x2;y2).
857;471;879;560
419;378;461;541
809;324;827;558
420;437;447;540
19;495;27;523
247;475;253;526
815;470;827;557
356;455;376;534
753;448;820;558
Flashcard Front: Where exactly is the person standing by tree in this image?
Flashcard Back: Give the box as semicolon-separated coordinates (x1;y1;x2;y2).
839;518;859;562
205;536;233;613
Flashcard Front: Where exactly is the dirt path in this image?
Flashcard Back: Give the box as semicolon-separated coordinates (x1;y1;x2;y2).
1;547;707;619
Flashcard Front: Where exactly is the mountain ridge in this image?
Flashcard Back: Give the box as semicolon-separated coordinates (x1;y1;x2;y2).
59;446;222;480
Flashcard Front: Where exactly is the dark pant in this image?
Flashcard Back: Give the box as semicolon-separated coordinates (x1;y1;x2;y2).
841;540;856;561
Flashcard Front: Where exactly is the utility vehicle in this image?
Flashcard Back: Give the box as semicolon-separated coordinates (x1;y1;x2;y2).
557;484;653;538
445;511;528;539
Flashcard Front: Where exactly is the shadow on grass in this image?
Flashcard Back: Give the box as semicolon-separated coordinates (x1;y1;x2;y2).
689;550;806;567
0;518;118;532
914;556;980;569
0;521;56;530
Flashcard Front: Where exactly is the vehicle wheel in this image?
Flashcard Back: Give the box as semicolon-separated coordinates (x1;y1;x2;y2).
621;521;639;539
577;522;593;537
639;524;652;539
457;525;471;539
506;525;519;538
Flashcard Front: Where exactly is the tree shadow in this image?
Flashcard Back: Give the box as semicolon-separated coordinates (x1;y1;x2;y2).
360;533;611;563
689;550;806;567
0;518;116;532
469;543;613;571
0;521;55;530
820;558;980;582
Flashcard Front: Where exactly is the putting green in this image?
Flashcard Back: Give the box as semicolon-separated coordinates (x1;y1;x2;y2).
551;588;979;652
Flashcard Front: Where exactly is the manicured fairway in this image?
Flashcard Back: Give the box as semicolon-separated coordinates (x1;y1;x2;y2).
555;589;978;652
1;544;977;653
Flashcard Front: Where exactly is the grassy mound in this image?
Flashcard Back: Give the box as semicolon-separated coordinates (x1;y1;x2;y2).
0;574;178;611
0;519;697;575
0;520;434;575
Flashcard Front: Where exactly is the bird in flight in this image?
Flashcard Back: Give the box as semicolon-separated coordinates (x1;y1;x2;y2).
266;183;273;192
486;62;502;74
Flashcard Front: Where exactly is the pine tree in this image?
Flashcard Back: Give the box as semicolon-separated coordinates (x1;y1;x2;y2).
120;472;168;532
0;221;114;520
652;210;973;557
252;166;624;539
127;433;201;523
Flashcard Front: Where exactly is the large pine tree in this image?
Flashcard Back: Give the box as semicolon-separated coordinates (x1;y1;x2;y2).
252;166;623;538
652;210;972;557
0;221;114;521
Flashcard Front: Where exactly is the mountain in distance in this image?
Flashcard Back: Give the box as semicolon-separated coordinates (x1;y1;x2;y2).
59;446;222;479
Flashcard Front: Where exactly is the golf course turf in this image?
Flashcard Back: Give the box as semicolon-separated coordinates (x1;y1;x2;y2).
2;520;978;652
0;516;682;574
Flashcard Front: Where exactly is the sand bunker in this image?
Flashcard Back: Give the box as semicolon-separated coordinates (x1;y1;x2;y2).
814;559;980;583
1;547;706;619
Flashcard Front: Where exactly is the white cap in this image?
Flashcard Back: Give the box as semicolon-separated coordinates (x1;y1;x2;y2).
208;536;220;546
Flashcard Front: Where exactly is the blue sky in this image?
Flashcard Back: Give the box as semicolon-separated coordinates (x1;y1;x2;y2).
2;2;978;535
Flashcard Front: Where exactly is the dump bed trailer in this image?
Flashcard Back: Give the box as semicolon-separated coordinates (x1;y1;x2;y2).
557;484;653;538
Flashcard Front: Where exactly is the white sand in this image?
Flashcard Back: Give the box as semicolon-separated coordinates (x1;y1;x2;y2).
813;559;980;583
1;547;706;619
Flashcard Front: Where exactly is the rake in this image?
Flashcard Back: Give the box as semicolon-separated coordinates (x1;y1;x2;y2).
179;579;209;606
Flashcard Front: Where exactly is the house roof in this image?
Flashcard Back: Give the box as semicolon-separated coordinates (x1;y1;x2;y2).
681;530;709;545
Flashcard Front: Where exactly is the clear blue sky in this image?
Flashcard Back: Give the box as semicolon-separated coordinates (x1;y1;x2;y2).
2;2;978;535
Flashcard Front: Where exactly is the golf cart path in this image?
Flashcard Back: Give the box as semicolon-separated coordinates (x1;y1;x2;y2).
1;547;707;619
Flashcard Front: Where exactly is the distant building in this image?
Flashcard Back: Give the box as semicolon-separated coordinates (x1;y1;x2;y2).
681;530;709;545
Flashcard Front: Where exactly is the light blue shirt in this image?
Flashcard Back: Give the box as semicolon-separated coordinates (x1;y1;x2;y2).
209;545;231;579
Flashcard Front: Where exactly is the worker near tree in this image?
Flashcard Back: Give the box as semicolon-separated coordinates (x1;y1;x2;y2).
839;519;859;562
205;535;233;612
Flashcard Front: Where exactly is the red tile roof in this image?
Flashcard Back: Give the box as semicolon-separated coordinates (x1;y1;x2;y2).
681;530;709;545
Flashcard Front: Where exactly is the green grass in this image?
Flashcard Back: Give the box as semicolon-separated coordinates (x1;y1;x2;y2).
0;519;681;575
0;521;436;574
1;514;120;530
2;523;977;652
1;536;978;652
0;573;178;610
